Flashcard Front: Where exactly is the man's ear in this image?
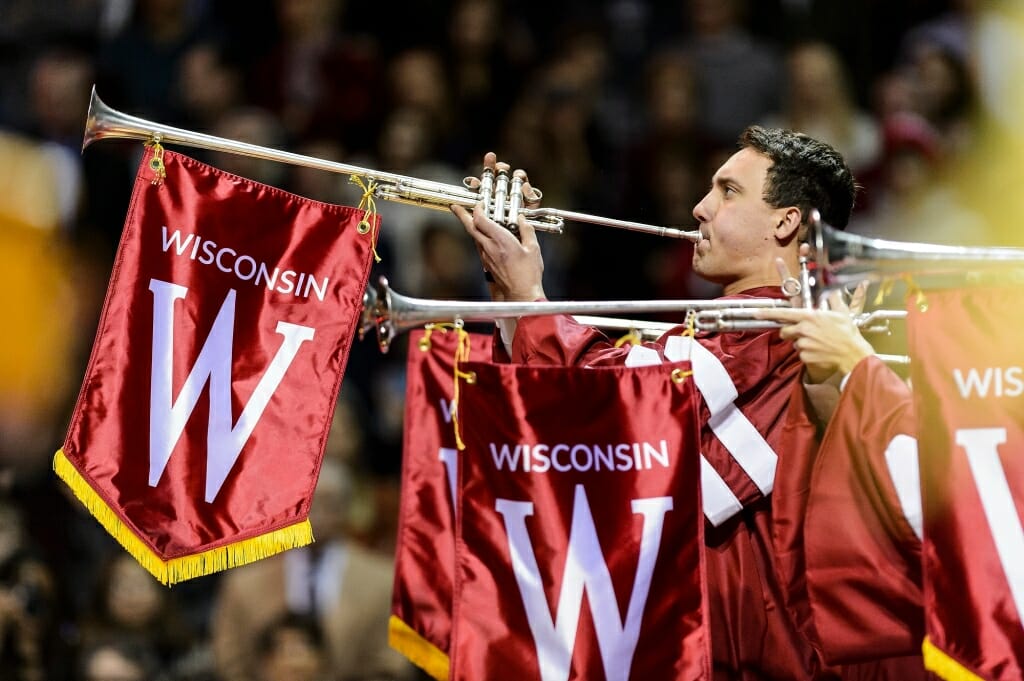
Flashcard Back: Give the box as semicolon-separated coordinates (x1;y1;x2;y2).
774;207;803;242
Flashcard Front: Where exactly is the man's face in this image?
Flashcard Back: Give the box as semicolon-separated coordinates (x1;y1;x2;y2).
691;148;781;286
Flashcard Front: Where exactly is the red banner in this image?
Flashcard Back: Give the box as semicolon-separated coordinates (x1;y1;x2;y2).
390;327;492;680
55;149;375;584
908;285;1024;680
452;360;709;680
801;356;924;664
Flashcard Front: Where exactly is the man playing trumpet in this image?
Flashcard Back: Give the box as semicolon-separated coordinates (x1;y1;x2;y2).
452;126;927;679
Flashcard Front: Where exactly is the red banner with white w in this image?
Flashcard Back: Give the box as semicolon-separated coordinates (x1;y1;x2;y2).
452;359;709;680
55;148;375;584
908;285;1024;680
390;328;492;680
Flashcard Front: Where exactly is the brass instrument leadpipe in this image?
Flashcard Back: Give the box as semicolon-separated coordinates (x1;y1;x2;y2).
694;308;908;333
82;87;701;241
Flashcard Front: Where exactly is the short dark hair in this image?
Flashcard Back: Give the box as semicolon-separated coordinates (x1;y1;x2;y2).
738;126;856;228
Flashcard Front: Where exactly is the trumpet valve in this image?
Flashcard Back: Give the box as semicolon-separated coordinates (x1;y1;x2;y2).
507;174;524;228
478;168;494;214
491;167;509;224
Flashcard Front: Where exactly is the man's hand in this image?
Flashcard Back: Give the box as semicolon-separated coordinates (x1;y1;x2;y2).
757;254;874;383
452;153;546;302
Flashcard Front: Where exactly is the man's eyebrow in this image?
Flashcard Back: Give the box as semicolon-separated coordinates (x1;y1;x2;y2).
712;175;743;191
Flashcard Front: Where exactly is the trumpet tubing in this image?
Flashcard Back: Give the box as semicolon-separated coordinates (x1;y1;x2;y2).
361;279;913;365
694;308;908;333
83;87;701;241
361;277;788;351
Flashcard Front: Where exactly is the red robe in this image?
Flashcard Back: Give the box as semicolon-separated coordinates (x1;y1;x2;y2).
509;287;929;680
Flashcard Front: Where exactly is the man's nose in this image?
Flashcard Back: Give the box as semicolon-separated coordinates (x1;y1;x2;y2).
692;194;711;223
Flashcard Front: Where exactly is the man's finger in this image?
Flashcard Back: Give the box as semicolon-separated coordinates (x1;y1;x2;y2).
451;204;475;232
827;289;850;314
752;307;813;323
849;280;869;315
515;169;542;207
778;324;799;341
515;212;539;250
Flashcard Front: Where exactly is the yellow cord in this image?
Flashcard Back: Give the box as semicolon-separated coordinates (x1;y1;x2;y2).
451;324;476;451
903;275;928;312
684;309;696;339
671;312;695;384
350;174;382;262
418;323;461;352
614;329;642;348
146;139;166;185
872;275;927;311
873;278;896;307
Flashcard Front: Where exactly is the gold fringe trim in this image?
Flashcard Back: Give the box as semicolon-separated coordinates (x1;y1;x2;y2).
53;449;313;585
388;615;450;681
922;636;985;681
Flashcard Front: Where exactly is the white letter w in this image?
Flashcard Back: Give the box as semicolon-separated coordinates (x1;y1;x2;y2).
148;279;315;503
496;484;672;681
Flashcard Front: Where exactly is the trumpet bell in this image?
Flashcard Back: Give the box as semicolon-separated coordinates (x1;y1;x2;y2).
809;209;1024;287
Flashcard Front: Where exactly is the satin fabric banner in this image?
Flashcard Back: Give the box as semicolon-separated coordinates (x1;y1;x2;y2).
452;359;709;681
55;149;376;585
800;356;924;665
908;286;1024;680
390;327;492;680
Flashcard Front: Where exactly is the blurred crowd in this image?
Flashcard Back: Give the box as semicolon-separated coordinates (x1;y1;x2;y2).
0;0;1011;679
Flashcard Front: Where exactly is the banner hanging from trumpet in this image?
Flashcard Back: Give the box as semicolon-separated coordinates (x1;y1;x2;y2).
450;359;710;680
389;328;493;680
55;148;376;585
908;285;1024;680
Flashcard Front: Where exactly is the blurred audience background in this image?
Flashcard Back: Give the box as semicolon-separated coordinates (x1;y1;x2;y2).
0;0;1019;679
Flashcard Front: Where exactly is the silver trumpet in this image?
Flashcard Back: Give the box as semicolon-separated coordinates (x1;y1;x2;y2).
360;279;913;364
807;209;1024;287
82;86;700;241
360;277;789;352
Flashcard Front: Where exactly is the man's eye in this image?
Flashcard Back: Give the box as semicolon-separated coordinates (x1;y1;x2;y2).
723;186;736;196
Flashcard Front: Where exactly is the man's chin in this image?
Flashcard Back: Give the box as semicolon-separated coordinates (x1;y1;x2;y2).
692;260;728;285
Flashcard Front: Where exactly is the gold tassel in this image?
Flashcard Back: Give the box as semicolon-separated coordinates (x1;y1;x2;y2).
614;329;642;348
350;174;382;262
145;139;167;185
53;449;313;585
669;312;696;384
388;615;450;681
922;637;985;681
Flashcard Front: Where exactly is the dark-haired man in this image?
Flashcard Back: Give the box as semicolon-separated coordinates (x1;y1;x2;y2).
453;126;927;679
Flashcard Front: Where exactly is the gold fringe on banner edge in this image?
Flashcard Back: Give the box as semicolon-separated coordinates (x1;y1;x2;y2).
922;636;985;681
388;615;450;681
53;449;313;585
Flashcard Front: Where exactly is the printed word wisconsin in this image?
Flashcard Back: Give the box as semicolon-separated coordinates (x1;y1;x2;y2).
490;440;670;474
953;366;1024;398
161;227;329;301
